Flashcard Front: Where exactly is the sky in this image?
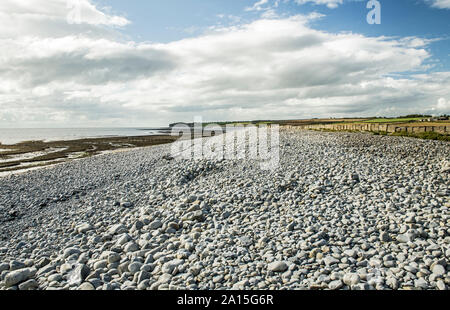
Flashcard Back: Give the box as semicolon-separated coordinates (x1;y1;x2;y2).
0;0;449;128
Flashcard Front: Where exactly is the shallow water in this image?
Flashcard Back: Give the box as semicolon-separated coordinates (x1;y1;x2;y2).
0;128;168;145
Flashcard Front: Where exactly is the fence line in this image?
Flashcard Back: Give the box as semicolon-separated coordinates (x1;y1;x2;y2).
279;123;450;135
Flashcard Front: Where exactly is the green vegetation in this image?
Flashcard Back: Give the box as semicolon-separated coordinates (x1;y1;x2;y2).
201;120;275;127
398;114;432;118
362;117;426;123
173;115;447;128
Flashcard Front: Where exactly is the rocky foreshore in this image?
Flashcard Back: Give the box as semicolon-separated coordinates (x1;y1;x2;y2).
0;129;448;290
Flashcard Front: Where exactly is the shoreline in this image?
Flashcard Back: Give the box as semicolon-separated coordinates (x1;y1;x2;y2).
0;134;179;177
0;128;224;177
2;127;448;178
0;143;163;179
0;128;171;146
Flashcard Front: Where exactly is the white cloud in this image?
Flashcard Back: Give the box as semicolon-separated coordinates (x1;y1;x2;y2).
0;0;129;39
435;98;450;111
245;0;271;12
251;0;450;11
294;0;344;9
428;0;450;9
0;1;449;127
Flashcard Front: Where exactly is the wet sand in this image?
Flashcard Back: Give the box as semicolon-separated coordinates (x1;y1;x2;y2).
0;135;179;176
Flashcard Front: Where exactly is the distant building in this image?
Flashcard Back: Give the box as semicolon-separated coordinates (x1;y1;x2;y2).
425;116;449;122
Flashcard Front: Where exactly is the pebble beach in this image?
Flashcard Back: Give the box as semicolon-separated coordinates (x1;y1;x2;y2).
0;129;449;290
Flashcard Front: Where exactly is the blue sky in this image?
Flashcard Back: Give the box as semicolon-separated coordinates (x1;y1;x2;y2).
0;0;449;127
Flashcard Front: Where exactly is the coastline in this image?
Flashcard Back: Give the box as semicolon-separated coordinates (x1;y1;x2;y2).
0;135;179;177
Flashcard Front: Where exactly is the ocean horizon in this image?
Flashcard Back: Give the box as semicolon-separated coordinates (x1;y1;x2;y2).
0;127;170;145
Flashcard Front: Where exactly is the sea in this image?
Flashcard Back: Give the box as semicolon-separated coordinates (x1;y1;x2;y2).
0;128;171;145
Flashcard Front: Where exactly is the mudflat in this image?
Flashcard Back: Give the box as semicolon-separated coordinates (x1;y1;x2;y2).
0;135;179;174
